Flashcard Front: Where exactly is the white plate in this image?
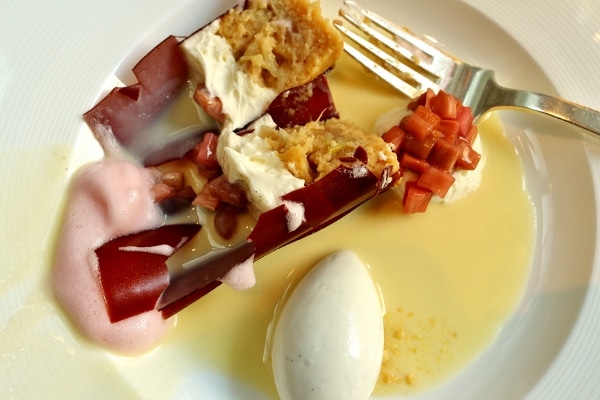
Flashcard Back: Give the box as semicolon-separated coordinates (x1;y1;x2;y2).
1;0;599;399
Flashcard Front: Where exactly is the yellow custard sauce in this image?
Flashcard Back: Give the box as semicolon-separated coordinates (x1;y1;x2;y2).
0;54;534;399
108;54;535;398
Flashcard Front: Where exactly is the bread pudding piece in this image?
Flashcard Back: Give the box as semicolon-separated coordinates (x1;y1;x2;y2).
217;116;400;217
262;118;400;184
181;0;343;130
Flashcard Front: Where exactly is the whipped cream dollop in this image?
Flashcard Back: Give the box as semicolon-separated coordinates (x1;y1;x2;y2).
181;19;278;132
217;115;305;216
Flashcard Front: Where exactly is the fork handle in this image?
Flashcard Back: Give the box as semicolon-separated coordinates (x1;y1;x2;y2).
488;83;600;136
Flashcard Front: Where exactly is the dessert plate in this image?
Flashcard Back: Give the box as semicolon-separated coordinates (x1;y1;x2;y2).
1;0;599;398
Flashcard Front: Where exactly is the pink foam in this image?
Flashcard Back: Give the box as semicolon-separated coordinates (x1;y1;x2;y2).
51;158;172;354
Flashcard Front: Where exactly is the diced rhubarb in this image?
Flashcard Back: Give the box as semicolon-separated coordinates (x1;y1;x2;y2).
393;90;480;213
427;140;462;172
456;105;475;138
382;125;405;152
191;132;220;169
151;182;176;202
160;171;184;190
96;223;201;323
416;166;455;198
193;83;226;123
403;181;433;213
402;169;419;183
174;185;197;202
401;133;436;159
400;152;430;174
414;105;442;128
399;115;410;130
407;88;436;111
461;124;479;145
192;185;221;211
214;204;241;240
206;175;248;208
160;185;197;215
430;90;459;119
437;119;461;144
455;140;482;170
404;108;437;142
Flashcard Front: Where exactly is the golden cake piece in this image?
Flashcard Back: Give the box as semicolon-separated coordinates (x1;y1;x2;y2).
218;0;343;92
261;118;400;184
181;0;343;130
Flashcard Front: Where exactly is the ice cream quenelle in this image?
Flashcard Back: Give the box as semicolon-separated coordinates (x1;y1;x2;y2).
271;250;384;400
51;158;172;354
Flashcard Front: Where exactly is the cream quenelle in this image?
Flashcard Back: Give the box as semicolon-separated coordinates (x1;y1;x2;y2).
218;115;305;216
51;158;171;354
181;18;278;131
271;250;384;400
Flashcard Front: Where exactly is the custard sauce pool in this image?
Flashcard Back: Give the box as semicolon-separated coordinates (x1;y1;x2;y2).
1;54;533;397
109;54;535;398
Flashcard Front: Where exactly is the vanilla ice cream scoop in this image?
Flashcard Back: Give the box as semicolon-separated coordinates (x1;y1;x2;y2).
271;250;384;400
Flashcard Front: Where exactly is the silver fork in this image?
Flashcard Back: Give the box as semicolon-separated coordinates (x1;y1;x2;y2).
334;0;600;136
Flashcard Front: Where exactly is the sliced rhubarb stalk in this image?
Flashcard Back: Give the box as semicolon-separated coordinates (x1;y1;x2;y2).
158;241;256;318
267;74;339;128
157;162;397;318
84;36;187;143
96;223;200;323
280;164;379;231
250;162;386;259
83;36;210;166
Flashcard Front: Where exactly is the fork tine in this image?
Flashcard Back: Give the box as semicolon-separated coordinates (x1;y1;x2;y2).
334;21;425;98
338;0;462;98
341;1;455;76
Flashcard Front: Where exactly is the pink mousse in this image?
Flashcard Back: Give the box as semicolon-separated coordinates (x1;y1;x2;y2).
51;158;171;354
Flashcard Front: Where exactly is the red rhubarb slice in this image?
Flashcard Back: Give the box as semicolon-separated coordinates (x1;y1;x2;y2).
95;223;200;322
83;36;202;166
267;73;339;128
